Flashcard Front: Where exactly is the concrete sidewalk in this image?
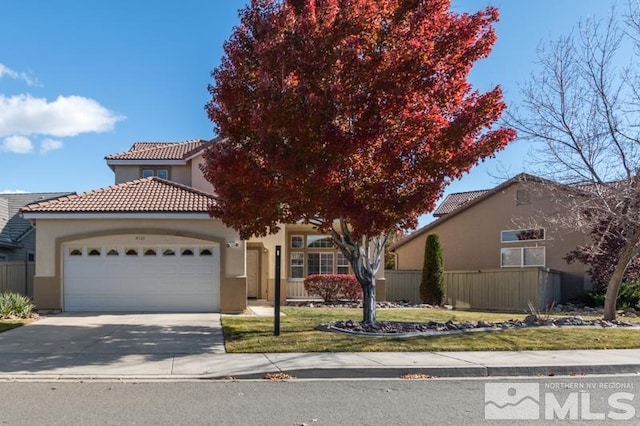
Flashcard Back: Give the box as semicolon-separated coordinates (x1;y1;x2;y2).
1;349;640;381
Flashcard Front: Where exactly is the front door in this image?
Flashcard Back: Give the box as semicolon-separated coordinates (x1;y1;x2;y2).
246;249;260;298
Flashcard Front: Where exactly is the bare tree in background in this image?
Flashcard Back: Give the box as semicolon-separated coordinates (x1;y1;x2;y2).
508;3;640;320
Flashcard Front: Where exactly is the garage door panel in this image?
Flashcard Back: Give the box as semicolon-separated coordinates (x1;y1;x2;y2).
63;244;220;312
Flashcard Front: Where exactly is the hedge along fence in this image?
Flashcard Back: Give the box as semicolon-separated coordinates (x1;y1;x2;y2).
303;274;362;302
0;262;35;297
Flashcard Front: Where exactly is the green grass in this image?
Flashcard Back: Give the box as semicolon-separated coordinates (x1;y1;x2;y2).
221;307;640;353
0;320;29;333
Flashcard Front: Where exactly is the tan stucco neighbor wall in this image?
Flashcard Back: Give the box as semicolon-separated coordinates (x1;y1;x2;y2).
191;155;215;193
394;182;588;301
32;218;246;312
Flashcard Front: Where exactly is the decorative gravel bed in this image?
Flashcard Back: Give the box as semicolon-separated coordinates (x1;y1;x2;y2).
289;300;640;336
318;316;640;338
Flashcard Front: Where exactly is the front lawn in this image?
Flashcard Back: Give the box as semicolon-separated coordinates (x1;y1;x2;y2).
0;320;30;333
221;307;640;353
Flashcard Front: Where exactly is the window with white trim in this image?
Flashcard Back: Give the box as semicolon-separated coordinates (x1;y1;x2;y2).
287;234;348;278
308;252;334;275
291;235;304;249
307;235;334;248
501;247;545;267
290;252;304;279
501;229;545;243
141;168;170;179
336;253;350;274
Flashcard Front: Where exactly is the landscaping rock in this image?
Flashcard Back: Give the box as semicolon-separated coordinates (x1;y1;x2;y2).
322;315;639;337
524;314;539;325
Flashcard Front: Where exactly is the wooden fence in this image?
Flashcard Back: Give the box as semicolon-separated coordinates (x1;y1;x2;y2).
385;268;561;311
0;262;35;297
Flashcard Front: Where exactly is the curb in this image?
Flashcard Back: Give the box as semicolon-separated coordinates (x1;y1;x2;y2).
2;364;638;382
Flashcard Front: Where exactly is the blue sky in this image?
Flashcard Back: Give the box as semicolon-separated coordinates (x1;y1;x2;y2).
0;0;621;227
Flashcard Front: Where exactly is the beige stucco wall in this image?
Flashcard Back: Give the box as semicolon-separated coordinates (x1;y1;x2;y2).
113;164;192;186
171;165;192;187
32;217;246;312
394;182;588;300
114;166;140;184
190;155;215;193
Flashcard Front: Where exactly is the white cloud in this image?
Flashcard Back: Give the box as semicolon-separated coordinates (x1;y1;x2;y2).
2;135;33;154
0;94;125;138
0;63;40;87
0;189;28;194
40;138;63;154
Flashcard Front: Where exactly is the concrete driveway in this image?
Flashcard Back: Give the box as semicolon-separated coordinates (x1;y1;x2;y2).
0;313;225;376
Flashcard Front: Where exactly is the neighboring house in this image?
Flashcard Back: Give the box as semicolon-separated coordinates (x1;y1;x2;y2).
390;173;590;301
21;139;384;313
0;193;72;262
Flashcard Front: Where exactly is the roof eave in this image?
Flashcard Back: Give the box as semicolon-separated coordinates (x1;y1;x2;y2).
21;212;214;220
105;159;187;166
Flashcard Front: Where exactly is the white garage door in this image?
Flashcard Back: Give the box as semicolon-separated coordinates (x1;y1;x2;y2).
63;245;220;312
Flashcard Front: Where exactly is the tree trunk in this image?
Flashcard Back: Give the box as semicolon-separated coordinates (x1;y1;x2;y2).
361;274;376;325
603;238;640;320
329;219;387;326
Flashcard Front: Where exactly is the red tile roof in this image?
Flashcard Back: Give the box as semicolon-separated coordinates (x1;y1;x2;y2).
105;139;211;161
21;178;215;214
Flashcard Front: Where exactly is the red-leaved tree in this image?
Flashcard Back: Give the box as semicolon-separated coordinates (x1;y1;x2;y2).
203;0;515;324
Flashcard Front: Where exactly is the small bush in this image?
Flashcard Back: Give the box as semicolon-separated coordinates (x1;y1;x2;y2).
0;292;35;319
618;282;640;310
583;282;640;310
303;274;362;302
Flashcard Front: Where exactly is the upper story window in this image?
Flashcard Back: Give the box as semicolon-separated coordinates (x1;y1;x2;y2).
141;168;169;179
501;229;545;243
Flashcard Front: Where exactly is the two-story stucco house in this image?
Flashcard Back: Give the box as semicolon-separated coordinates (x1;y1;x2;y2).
390;174;590;301
22;138;384;313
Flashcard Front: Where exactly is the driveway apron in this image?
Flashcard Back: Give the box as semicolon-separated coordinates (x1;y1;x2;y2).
0;313;225;376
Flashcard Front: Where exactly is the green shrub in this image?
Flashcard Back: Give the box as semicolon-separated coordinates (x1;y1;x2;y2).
420;234;445;305
583;282;640;310
0;292;35;319
618;282;640;310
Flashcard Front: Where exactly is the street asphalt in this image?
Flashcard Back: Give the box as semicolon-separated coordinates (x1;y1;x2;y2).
0;311;639;381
